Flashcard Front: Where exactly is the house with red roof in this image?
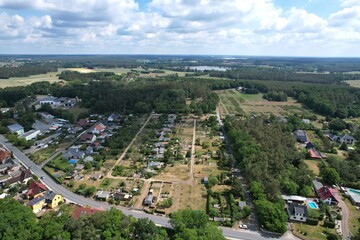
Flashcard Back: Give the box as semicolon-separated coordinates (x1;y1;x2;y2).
25;181;48;199
72;206;102;219
317;186;339;205
0;148;12;164
90;123;106;135
79;133;96;143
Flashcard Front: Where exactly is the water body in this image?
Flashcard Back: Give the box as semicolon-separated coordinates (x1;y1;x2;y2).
188;66;228;71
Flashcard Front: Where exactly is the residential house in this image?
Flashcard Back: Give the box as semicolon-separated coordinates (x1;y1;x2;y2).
4;169;32;186
28;190;63;213
287;203;307;222
306;143;322;159
86;146;94;155
281;195;307;204
313;179;339;205
294;130;308;143
90;123;106;135
38;112;54;120
340;135;355;145
0;148;12;164
76;119;89;128
143;194;154;206
327;133;340;142
72;206;101;220
39;96;58;106
91;173;102;180
345;188;360;207
25;181;48;199
95;191;110;200
7;123;24;135
148;161;164;169
21;130;41;141
44;191;64;208
108;114;121;122
84;156;94;163
79;133;96;143
62;146;85;160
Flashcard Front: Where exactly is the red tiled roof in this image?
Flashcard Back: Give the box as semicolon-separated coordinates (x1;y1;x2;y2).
26;181;48;198
0;149;11;162
72;206;102;219
95;123;105;131
317;186;339;202
309;149;322;159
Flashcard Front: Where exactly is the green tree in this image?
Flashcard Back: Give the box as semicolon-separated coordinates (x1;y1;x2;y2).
320;167;341;185
0;199;41;240
132;218;168;240
170;209;225;240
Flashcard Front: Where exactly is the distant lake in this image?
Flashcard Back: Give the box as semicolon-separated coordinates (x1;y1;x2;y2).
188;66;228;71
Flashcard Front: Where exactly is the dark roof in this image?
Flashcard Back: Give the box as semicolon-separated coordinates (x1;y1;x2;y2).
288;203;307;216
26;181;48;198
7;123;24;132
5;169;31;185
44;191;57;201
144;194;153;205
294;130;308;143
341;134;355;141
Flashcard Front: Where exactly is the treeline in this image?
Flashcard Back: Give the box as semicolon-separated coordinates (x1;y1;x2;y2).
238;80;360;118
0;64;57;79
59;71;123;83
53;79;219;114
0;199;225;240
225;116;313;233
209;67;360;83
263;91;287;101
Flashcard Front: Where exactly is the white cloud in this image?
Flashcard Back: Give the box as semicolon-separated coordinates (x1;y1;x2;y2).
0;0;359;56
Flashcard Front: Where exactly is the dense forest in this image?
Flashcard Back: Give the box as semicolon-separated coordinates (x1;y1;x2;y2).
209;67;360;83
0;198;224;240
59;71;123;83
0;64;57;79
225;116;313;233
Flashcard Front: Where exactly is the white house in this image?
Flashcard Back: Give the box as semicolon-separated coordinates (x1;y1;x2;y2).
39;96;59;106
287;203;307;222
21;130;41;141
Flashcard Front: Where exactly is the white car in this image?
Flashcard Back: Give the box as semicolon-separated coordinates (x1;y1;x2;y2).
239;224;248;229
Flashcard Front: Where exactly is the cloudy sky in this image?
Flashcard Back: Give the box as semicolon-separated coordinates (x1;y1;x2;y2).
0;0;359;56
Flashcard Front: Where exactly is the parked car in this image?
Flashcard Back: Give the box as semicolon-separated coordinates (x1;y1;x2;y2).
239;224;248;229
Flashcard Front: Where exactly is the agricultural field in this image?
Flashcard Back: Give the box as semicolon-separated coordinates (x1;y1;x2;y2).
0;71;61;88
345;80;360;88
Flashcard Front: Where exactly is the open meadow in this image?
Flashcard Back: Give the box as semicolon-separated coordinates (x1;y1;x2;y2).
0;72;61;88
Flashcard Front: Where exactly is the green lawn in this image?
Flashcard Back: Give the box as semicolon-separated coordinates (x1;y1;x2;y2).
29;146;58;164
344;198;360;235
51;155;71;171
293;221;338;240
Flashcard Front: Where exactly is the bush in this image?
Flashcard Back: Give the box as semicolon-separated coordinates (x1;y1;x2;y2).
324;220;336;229
306;218;319;226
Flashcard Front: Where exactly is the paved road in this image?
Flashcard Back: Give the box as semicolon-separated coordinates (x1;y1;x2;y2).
338;197;350;238
0;134;276;240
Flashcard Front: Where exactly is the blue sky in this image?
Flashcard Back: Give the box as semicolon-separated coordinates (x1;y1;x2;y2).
0;0;359;56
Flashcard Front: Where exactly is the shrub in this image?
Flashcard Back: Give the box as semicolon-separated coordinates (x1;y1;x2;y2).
324;220;336;229
306;218;319;226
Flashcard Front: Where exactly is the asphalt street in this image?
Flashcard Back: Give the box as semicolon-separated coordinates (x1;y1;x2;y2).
0;134;275;240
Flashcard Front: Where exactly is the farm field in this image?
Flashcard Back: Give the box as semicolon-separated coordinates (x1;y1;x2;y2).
346;80;360;88
0;71;61;88
216;89;325;119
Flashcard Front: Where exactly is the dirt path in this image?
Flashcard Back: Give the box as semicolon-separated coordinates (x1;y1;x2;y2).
189;119;196;181
133;180;151;209
338;197;350;238
219;98;230;115
106;114;153;178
